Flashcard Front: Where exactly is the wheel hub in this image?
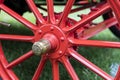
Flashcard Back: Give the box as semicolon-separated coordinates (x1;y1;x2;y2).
32;25;68;59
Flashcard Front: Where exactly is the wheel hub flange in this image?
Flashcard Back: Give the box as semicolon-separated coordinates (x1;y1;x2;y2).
33;25;68;59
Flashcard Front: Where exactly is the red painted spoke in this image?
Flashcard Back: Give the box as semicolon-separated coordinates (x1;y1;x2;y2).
68;48;113;80
26;0;45;24
60;56;79;80
59;0;75;27
6;51;34;69
32;56;47;80
51;60;59;80
69;38;120;48
79;18;117;39
63;3;110;33
46;0;55;24
0;4;37;31
0;34;34;42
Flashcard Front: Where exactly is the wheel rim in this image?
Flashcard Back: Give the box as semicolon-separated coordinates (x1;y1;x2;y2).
101;0;120;38
0;0;119;80
103;10;120;38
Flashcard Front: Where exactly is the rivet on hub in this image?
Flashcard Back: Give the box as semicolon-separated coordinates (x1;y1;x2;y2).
50;27;54;31
60;37;64;41
59;50;62;55
39;30;42;34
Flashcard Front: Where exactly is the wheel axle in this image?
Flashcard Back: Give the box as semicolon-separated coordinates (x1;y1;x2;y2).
32;39;51;56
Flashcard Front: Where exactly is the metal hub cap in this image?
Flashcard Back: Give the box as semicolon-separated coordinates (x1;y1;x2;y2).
32;39;51;56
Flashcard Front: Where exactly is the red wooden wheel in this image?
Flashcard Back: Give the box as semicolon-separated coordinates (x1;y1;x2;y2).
0;0;120;80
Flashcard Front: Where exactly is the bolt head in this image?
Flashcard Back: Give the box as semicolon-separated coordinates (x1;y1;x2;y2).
39;30;42;34
50;27;54;31
60;37;64;41
59;51;62;55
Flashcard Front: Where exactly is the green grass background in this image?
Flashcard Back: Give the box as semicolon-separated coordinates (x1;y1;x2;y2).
0;7;120;80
